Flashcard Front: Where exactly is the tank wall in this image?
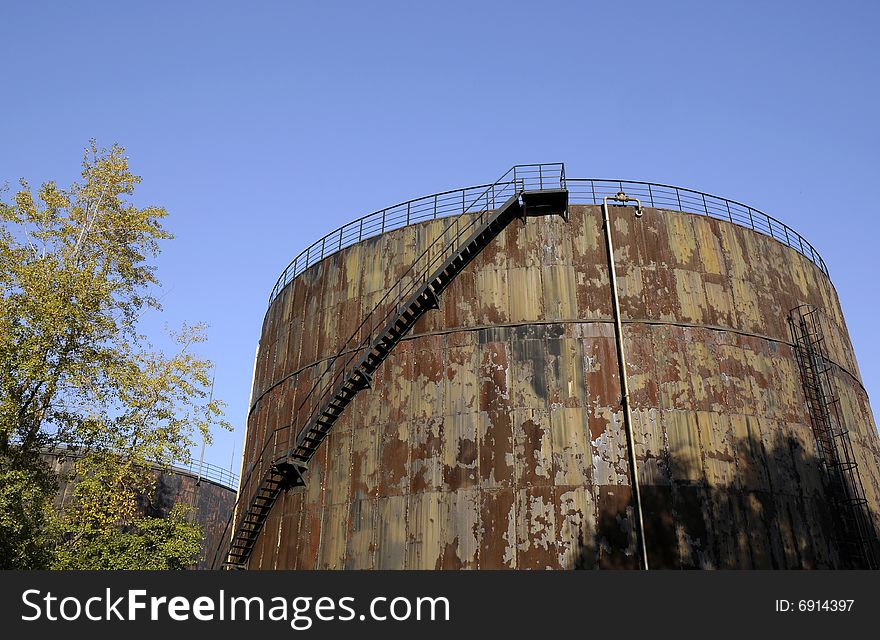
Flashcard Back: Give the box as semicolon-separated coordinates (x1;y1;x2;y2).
242;204;879;569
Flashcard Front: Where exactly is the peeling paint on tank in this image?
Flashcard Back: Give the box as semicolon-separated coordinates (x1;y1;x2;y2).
236;197;880;570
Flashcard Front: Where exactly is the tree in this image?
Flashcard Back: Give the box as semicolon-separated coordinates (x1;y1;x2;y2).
52;503;204;570
0;141;229;568
0;456;57;569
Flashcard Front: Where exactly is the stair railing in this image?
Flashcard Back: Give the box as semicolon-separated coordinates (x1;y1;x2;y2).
210;164;565;567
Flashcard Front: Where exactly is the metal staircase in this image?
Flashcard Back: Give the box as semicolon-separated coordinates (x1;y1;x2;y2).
789;305;878;569
216;164;568;568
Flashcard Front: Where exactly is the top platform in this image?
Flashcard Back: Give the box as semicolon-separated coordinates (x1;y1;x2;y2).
267;164;827;306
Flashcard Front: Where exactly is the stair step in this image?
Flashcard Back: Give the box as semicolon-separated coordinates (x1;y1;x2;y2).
222;182;569;569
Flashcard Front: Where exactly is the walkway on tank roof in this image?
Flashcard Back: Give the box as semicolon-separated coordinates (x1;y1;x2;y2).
268;164;827;306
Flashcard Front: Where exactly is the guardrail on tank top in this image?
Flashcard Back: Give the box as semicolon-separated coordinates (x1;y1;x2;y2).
268;164;568;305
268;171;827;309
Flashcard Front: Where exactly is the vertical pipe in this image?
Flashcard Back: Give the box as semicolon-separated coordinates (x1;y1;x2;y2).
602;195;649;571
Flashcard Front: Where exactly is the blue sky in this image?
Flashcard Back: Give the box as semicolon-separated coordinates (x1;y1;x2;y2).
2;1;878;474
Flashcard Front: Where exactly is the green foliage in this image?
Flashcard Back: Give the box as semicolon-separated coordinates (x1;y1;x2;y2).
52;503;204;570
0;455;57;569
0;141;230;568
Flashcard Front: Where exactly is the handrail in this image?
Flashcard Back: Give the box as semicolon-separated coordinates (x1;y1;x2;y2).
268;173;827;310
43;445;240;491
219;166;828;568
564;179;827;276
268;163;567;304
212;164;565;568
172;459;240;491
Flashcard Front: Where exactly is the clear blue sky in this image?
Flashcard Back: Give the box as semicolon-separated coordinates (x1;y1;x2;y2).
2;1;878;474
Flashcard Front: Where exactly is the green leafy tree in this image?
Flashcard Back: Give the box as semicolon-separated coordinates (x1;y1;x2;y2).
53;503;204;570
0;141;229;568
0;455;57;568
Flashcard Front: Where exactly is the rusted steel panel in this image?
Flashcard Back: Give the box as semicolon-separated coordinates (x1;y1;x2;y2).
478;340;514;490
444;269;477;329
554;486;595;569
325;429;352;507
261;494;283;570
474;268;509;326
513;408;553;488
375;496;407;569
349;418;379;497
411;416;444;494
345;498;376;569
480;488;516;568
508;267;544;324
443;413;478;492
548;335;587;408
595;485;636;569
541;264;577;323
295;504;322;570
297;267;325;373
570;207;612;320
236;200;880;570
624;324;658;409
406;490;442;569
277;490;303;569
413;335;445;420
630;408;664;486
509;333;549;410
445;332;478;416
516;485;558;569
665;411;703;483
378;417;410;498
437;488;480;569
551;407;592;488
318;503;348;569
282;278;304;377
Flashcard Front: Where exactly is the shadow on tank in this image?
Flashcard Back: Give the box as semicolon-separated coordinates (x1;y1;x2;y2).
573;429;879;569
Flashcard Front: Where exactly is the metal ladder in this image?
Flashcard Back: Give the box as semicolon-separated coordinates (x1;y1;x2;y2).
789;305;878;568
217;165;568;568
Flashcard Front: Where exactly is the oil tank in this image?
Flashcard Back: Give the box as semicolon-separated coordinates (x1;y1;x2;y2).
226;165;880;569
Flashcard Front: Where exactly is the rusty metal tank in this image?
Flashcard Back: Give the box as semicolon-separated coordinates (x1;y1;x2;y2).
231;167;880;569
